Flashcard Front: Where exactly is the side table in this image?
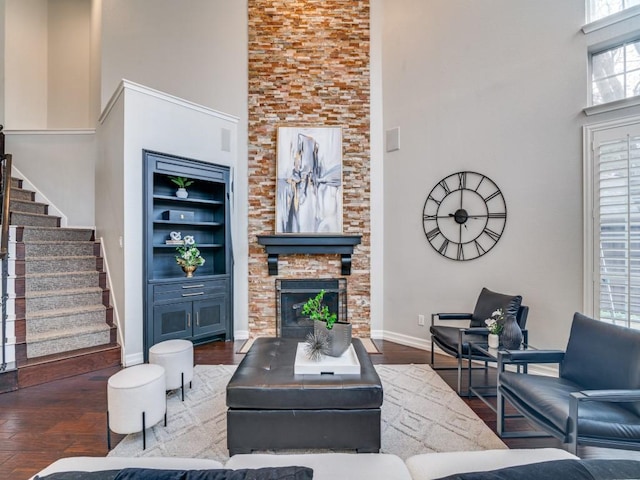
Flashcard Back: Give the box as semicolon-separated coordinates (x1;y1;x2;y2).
467;341;536;438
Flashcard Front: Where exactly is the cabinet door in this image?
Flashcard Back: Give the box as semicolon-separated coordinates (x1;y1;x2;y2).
193;295;227;338
153;301;192;343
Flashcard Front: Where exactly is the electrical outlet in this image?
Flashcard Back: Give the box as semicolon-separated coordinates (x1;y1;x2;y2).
418;314;425;326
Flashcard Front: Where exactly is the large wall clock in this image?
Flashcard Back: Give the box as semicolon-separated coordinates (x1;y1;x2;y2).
422;171;507;261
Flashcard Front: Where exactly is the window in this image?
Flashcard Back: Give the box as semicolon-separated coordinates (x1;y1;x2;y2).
591;39;640;105
588;0;640;22
586;119;640;330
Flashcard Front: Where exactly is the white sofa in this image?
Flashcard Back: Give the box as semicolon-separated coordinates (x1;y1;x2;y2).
33;448;578;480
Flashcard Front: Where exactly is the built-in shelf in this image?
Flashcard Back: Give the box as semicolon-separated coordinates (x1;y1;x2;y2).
256;234;362;275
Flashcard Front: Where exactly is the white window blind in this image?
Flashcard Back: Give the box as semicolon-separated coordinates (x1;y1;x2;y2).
588;0;640;22
593;123;640;329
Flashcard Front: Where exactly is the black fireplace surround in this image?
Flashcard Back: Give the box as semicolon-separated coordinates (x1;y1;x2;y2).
276;278;347;339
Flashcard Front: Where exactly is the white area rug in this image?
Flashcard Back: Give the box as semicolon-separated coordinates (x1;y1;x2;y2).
108;364;506;462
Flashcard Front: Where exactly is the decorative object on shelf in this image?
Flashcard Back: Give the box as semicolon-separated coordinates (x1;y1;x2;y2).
276;126;343;234
485;308;505;348
422;171;507;261
301;289;351;357
304;331;330;361
169;176;194;198
175;236;205;277
500;313;523;350
165;231;184;245
163;210;195;221
181;265;197;278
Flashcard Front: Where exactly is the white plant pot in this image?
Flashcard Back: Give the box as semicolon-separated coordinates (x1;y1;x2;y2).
488;333;500;349
176;188;188;198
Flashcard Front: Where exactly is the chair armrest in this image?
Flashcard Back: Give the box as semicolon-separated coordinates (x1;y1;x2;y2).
568;388;640;453
571;389;640;403
497;349;565;371
461;327;490;335
431;313;472;327
437;313;473;320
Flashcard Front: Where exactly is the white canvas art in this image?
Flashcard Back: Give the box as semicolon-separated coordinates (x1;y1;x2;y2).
276;126;343;233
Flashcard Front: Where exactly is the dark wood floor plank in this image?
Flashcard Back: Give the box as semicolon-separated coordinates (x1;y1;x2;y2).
0;339;558;480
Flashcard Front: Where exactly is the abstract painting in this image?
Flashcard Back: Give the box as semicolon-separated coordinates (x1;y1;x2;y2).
276;126;343;234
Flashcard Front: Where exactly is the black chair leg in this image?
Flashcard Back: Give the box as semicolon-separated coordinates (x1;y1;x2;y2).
142;411;146;450
181;372;185;401
106;411;111;450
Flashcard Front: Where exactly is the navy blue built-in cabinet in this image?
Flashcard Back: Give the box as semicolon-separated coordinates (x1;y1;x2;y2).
143;150;232;357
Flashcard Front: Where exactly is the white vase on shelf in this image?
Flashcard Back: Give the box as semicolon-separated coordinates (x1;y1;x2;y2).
176;188;188;198
488;333;499;349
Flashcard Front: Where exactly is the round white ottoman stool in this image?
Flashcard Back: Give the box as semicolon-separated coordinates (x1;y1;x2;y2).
107;363;166;450
149;339;194;401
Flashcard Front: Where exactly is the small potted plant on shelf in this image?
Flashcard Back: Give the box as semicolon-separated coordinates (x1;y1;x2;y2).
485;308;505;348
301;289;351;358
168;176;194;198
175;235;205;277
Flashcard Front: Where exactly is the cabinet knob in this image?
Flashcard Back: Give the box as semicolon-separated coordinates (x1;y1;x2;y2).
182;292;204;297
187;313;191;328
196;312;200;327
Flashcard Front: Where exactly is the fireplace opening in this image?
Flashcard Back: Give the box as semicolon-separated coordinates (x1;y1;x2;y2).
276;278;347;339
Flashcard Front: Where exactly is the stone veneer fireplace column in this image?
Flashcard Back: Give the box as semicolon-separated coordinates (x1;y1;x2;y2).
247;1;371;339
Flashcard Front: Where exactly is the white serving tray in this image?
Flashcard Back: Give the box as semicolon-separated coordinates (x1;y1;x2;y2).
294;342;361;375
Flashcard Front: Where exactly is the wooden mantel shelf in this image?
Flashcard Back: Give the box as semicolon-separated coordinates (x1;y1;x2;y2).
256;234;362;276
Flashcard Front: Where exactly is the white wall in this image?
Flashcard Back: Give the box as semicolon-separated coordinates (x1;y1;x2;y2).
0;0;6;127
89;0;102;125
100;0;249;345
47;0;91;128
97;81;238;365
4;0;92;128
6;130;96;227
381;0;587;350
5;0;48;129
370;0;384;337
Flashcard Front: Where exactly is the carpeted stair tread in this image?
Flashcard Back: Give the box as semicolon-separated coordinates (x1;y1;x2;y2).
9;211;60;227
27;322;111;341
26;324;113;358
18;226;94;241
24;255;97;274
10;187;35;201
27;303;106;320
22;241;96;257
26;287;105;315
25;270;101;291
27;286;103;299
10;199;48;215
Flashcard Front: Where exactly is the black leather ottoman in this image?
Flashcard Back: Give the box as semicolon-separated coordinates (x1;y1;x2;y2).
226;337;383;455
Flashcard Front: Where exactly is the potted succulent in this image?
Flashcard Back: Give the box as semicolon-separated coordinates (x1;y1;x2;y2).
301;289;352;357
168;176;194;198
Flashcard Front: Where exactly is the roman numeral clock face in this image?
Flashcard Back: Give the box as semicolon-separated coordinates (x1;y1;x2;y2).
422;171;507;261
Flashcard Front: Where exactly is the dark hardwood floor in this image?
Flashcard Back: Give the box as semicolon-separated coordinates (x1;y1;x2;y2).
0;339;559;480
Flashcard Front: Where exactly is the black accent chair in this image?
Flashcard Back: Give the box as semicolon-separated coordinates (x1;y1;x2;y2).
430;287;529;394
497;312;640;455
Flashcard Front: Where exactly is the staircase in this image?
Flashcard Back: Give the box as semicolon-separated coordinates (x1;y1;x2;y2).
9;177;120;389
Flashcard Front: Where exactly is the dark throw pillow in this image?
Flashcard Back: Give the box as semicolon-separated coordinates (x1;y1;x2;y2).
113;467;314;480
470;287;522;328
435;459;640;480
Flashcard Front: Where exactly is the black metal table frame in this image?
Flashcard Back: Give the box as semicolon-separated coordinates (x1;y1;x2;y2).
467;341;550;439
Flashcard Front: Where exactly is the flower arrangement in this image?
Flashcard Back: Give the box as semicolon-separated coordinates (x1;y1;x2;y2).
485;308;505;335
301;289;337;330
175;235;205;267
